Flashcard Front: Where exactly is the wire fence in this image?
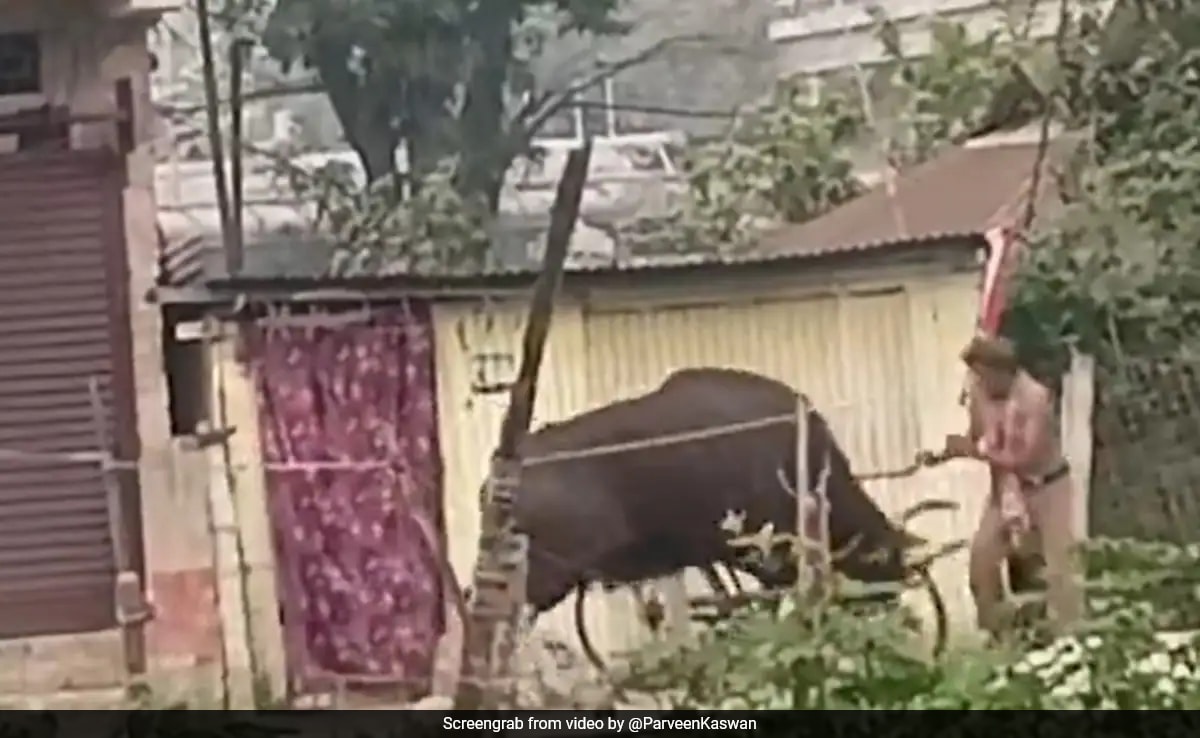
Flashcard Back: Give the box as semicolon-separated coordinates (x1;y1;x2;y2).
1090;349;1200;544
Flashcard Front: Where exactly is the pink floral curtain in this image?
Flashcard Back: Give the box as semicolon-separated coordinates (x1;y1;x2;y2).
248;304;446;697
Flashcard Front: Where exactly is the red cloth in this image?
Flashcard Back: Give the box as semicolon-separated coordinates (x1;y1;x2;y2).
979;226;1020;336
248;306;447;696
976;226;1035;544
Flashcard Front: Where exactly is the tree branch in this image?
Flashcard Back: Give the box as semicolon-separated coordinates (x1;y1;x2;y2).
515;32;722;137
1020;0;1072;234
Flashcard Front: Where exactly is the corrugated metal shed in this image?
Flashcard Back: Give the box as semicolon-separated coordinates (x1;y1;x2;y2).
432;264;991;662
0;150;141;638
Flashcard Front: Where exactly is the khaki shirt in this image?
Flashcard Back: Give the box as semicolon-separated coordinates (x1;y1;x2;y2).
966;371;1063;482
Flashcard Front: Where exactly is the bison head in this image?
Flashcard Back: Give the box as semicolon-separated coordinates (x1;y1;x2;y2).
733;515;938;608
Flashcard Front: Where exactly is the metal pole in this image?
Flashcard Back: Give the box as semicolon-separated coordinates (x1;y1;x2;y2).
195;0;236;274
604;76;617;138
572;85;585;145
228;38;248;275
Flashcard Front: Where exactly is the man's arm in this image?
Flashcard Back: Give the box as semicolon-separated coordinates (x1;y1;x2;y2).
918;378;989;466
946;378;987;459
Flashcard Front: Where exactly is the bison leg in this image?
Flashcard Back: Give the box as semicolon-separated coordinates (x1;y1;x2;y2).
701;566;729;598
698;565;739;617
714;563;747;596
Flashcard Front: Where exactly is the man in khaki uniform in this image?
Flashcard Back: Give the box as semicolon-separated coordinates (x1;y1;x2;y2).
924;336;1082;637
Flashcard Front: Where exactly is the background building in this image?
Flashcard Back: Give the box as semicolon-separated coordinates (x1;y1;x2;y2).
768;0;1084;77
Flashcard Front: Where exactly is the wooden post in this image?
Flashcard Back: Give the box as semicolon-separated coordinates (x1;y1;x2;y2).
794;396;812;596
1060;349;1095;541
454;142;593;710
206;320;260;709
794;395;833;605
812;444;832;607
219;328;289;703
88;378;149;687
495;531;529;707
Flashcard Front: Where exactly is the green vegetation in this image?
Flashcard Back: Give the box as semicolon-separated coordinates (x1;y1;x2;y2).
212;0;1200;320
1003;1;1200;365
622;538;1200;710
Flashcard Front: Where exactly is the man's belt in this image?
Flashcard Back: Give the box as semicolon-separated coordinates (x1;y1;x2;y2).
1020;462;1071;491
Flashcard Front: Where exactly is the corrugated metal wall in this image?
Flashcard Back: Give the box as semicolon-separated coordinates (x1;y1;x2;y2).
0;151;141;639
901;274;992;646
585;289;919;473
433;301;651;661
433;303;590;580
432;269;990;665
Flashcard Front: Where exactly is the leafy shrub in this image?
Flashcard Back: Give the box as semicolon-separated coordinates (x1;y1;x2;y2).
621;537;1200;710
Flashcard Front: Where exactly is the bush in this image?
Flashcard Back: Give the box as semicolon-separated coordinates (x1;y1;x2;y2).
620;538;1200;709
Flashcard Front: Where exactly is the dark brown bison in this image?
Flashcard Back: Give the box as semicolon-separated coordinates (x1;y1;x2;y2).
512;368;933;623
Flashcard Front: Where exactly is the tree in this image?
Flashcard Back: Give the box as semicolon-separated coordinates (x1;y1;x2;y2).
873;12;1045;167
669;79;866;253
643;8;1038;257
153;0;296;158
261;0;627;208
1004;0;1200;363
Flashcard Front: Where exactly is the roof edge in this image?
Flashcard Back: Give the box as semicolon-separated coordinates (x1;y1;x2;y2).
153;235;982;306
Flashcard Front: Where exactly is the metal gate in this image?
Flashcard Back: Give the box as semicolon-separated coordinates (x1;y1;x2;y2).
0;150;142;638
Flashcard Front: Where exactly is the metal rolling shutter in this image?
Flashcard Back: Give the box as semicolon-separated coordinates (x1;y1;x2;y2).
0;151;136;638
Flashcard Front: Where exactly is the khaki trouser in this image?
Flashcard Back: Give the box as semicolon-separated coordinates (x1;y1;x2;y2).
969;471;1082;637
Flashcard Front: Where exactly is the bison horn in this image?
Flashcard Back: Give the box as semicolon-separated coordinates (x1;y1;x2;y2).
899;529;929;550
906;539;969;572
899;499;960;524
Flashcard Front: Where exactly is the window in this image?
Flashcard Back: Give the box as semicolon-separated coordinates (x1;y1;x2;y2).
0;33;41;96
